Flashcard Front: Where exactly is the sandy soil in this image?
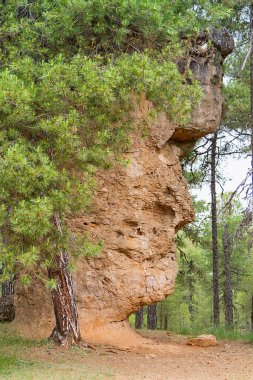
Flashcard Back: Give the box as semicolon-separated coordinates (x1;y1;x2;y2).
14;331;253;380
2;329;253;380
88;331;253;380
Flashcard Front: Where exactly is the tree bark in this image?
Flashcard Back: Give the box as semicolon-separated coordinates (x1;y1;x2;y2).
223;223;233;328
251;295;253;332
135;307;143;329
250;3;253;334
250;4;253;209
188;260;195;323
211;131;220;326
164;314;168;330
147;304;157;330
159;302;163;329
48;215;81;347
0;280;15;322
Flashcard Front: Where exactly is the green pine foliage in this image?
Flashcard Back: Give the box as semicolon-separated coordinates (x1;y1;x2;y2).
0;0;236;61
0;1;212;285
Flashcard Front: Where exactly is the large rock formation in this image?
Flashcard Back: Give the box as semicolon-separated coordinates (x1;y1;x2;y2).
11;30;233;346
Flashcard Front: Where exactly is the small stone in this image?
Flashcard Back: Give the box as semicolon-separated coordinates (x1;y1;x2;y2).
145;353;156;359
186;334;217;347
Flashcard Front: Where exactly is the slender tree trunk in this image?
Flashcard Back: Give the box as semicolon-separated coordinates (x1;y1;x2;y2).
159;302;163;329
250;4;253;334
188;260;194;323
251;295;253;332
147;304;157;330
164;314;168;330
135;307;143;329
223;223;233;328
0;280;15;322
250;4;253;210
48;215;81;347
211;131;220;326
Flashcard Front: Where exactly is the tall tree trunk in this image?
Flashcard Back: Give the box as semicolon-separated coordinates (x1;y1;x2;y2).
223;223;233;328
48;215;81;347
0;280;15;322
250;4;253;211
147;304;157;330
48;250;81;346
250;3;253;333
135;307;143;329
164;314;168;330
211;131;220;326
159;302;163;329
188;260;194;323
251;295;253;332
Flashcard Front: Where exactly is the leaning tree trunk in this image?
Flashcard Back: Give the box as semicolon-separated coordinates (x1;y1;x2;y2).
147;304;157;330
223;223;233;328
211;131;220;326
135;307;143;329
48;215;81;347
48;250;81;346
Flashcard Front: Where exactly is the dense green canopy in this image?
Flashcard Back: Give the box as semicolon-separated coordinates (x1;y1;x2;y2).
0;0;209;285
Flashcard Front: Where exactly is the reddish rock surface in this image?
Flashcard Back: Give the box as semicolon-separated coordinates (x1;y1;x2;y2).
11;31;233;346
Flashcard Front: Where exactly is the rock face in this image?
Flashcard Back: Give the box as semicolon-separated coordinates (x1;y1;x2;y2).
174;28;234;142
11;30;233;345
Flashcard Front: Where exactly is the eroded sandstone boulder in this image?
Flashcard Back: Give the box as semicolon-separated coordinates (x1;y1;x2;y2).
11;30;233;345
174;28;234;142
186;334;217;347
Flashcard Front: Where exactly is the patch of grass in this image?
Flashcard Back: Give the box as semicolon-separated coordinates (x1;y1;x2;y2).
207;327;253;342
0;324;47;348
0;361;115;380
0;325;116;379
0;349;115;380
0;335;46;348
0;325;115;379
170;325;253;342
0;355;35;377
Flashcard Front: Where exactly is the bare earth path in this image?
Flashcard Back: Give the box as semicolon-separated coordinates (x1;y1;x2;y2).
108;336;253;380
1;329;253;379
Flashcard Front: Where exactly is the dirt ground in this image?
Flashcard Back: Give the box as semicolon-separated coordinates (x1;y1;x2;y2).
1;329;253;380
104;331;253;380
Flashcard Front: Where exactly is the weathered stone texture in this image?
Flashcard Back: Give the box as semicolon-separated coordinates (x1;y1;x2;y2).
186;334;217;347
11;30;233;345
173;28;234;142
